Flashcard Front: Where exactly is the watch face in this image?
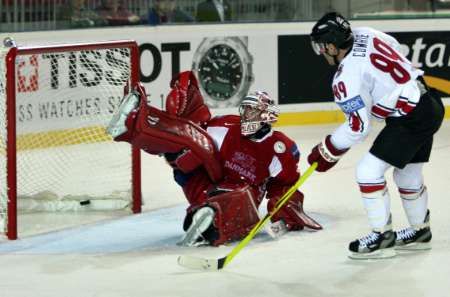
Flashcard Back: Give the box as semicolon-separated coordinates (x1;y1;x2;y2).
197;44;243;102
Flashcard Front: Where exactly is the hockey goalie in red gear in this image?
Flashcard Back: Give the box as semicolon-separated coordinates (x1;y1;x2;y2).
106;71;322;247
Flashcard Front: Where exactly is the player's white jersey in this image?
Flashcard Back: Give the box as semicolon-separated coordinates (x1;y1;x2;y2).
330;27;424;149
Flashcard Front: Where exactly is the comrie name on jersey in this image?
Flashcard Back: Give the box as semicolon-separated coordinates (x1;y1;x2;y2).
353;34;369;57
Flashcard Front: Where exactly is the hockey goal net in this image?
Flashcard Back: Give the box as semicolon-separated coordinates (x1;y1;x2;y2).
0;40;142;240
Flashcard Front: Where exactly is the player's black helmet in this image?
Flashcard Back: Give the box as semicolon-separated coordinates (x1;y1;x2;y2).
310;12;353;55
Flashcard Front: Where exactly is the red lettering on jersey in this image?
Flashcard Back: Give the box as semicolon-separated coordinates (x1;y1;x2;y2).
333;81;347;100
333;85;341;100
338;81;347;97
373;38;404;62
369;37;410;84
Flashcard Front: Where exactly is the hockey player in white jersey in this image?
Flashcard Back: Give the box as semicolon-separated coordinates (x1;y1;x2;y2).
308;12;445;259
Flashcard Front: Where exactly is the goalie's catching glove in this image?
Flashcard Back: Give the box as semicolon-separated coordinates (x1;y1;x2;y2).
267;186;322;231
307;135;349;172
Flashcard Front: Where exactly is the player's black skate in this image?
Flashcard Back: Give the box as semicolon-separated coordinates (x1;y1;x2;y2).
178;207;215;247
106;91;140;138
348;227;396;259
395;210;432;251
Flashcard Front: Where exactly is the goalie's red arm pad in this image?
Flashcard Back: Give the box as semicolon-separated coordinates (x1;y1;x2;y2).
205;184;262;246
268;131;302;184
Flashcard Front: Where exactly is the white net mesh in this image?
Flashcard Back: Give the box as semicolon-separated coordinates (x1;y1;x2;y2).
0;43;139;236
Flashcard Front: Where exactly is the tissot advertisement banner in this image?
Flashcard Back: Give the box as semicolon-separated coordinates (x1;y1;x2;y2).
10;33;277;133
278;31;450;104
6;23;450;133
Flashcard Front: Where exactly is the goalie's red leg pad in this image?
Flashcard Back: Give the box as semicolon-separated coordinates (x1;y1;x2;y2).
132;106;222;182
114;98;222;182
205;185;261;246
267;190;323;231
181;170;212;209
112;83;148;143
113;79;222;181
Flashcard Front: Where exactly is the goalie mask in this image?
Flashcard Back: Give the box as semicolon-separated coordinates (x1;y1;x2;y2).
239;91;280;136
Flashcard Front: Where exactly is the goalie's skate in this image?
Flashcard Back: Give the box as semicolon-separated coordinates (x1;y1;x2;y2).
395;210;432;251
348;230;396;260
106;91;140;138
178;207;215;247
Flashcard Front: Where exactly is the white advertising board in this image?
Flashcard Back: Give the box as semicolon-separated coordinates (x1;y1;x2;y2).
1;19;449;125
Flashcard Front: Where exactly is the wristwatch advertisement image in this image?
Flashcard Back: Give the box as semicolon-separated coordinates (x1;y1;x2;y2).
192;36;254;108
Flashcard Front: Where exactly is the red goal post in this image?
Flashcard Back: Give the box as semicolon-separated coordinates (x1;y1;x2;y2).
0;40;142;240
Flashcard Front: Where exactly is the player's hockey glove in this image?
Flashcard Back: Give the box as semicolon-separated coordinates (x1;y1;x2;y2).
307;135;349;172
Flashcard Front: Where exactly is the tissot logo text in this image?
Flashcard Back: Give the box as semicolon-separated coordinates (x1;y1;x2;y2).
47;49;130;89
19;49;131;92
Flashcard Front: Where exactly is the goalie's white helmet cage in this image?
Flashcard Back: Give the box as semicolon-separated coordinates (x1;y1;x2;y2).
0;40;142;239
239;91;280;136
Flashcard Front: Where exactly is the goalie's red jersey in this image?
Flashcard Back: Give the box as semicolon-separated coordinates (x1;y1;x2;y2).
206;115;301;189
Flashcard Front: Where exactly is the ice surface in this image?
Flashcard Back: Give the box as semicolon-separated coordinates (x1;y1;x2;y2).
0;120;449;297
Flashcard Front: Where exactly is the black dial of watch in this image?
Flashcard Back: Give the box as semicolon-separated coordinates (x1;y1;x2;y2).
197;44;242;102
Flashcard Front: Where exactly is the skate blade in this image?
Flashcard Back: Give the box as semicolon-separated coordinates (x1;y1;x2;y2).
395;242;431;251
106;93;139;138
348;248;396;260
106;113;128;138
178;209;214;247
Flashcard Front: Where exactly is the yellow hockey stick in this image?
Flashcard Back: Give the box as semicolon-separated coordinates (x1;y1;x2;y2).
177;162;318;271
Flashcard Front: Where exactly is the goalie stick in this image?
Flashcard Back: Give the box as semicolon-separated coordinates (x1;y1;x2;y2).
177;162;318;271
